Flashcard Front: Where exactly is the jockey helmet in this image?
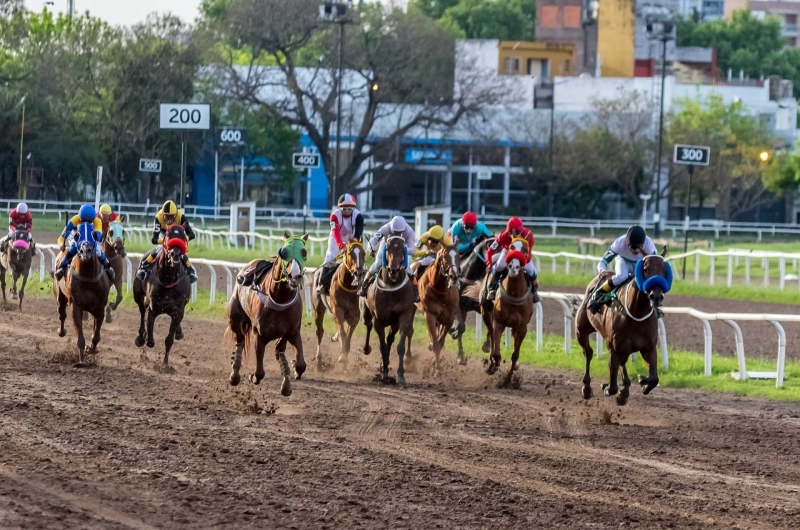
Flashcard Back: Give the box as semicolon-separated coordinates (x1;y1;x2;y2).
427;225;445;242
506;217;523;232
79;204;96;221
162;200;178;215
389;215;407;233
17;202;28;214
99;204;112;215
337;193;357;207
461;211;477;228
626;225;646;248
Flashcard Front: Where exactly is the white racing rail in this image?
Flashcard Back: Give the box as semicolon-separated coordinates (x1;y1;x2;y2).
26;247;791;388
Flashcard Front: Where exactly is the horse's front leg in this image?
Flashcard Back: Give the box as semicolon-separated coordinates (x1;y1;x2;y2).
374;323;389;379
333;305;349;364
17;272;27;311
455;309;467;365
602;348;620;396
134;302;146;347
424;312;442;377
145;308;156;348
86;309;104;355
71;303;86;365
249;333;268;385
56;293;68;337
163;310;184;368
274;337;294;397
487;319;504;375
288;329;306;380
617;360;631;406
0;267;6;303
10;270;18;300
638;345;660;395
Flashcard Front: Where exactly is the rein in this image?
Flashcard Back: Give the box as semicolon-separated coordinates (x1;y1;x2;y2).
618;281;654;322
498;280;532;305
427;256;454;295
376;272;409;292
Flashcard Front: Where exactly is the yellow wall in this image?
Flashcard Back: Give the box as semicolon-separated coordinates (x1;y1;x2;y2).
497;41;575;77
597;0;635;78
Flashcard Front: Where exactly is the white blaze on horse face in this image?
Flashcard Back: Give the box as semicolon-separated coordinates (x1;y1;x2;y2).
352;246;362;269
448;249;459;275
289;259;302;279
508;259;522;277
510;240;523;252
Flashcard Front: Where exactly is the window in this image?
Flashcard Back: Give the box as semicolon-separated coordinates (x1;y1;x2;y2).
503;57;520;74
564;6;581;28
541;6;559;28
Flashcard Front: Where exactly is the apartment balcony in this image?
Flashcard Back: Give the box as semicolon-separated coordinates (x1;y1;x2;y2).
782;23;799;37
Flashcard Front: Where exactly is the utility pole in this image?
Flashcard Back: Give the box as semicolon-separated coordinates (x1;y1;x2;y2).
68;0;75;17
17;96;26;199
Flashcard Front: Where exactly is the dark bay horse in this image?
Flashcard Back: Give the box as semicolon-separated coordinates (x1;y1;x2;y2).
361;236;416;384
102;221;125;323
311;238;366;368
54;233;110;366
418;244;461;376
133;226;190;369
575;249;671;406
1;230;33;311
450;237;495;360
227;232;308;397
480;249;534;384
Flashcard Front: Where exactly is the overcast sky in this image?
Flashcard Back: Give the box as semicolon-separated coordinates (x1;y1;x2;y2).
25;0;204;26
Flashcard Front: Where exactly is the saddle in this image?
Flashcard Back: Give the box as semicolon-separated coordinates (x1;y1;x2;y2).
237;260;274;287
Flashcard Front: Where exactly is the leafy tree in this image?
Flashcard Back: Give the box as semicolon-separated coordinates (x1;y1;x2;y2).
412;0;536;41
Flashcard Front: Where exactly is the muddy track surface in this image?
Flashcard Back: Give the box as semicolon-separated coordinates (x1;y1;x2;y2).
1;297;799;529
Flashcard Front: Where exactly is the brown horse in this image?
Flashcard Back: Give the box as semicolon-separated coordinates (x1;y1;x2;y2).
450;238;495;360
227;233;308;397
133;228;190;369
1;230;33;311
480;249;534;382
575;250;670;406
102;221;125;323
361;236;416;385
54;237;111;366
418;244;461;376
311;238;366;368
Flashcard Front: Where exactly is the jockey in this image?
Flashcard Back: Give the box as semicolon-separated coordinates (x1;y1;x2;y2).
97;204;126;257
136;200;197;283
587;225;657;314
316;193;364;296
413;224;451;277
54;204;115;281
0;202;33;253
485;216;538;301
358;215;418;302
448;211;492;257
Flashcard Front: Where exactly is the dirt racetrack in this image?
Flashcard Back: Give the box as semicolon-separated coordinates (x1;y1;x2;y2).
1;297;800;529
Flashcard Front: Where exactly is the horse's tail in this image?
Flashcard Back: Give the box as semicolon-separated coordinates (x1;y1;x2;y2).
564;293;585;317
223;322;253;360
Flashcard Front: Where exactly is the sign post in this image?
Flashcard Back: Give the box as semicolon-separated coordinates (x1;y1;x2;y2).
94;166;103;211
673;144;711;277
293;151;321;211
159;103;211;208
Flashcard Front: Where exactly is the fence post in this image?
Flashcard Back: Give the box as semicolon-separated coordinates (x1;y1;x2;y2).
552;298;572;354
764;258;769;288
225;267;233;299
694;253;700;282
724;319;747;381
206;264;217;305
657;318;668;369
709;256;715;285
594;332;603;358
745;256;751;286
37;249;45;282
727;255;733;288
771;321;786;389
779;257;785;291
535;301;543;351
124;256;133;293
476;313;482;342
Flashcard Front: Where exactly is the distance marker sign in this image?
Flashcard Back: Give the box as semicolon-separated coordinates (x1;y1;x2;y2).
139;158;162;173
292;152;321;169
673;144;711;166
159;103;210;130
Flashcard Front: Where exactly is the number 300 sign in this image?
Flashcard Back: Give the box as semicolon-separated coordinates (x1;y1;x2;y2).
159;103;210;130
673;144;710;166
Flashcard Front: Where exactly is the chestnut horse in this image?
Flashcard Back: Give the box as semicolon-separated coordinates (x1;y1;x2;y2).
575;249;671;406
102;221;125;323
53;230;111;366
227;233;308;397
1;230;33;310
311;238;366;368
480;249;534;383
361;236;416;384
418;244;461;376
133;226;191;369
450;237;495;361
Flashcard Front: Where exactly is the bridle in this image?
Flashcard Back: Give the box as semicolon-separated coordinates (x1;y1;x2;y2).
339;240;365;291
430;246;460;292
383;236;406;283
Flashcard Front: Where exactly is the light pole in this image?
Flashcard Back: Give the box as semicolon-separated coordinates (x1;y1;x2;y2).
639;193;651;227
320;1;351;208
647;15;674;237
16;96;26;199
581;0;599;74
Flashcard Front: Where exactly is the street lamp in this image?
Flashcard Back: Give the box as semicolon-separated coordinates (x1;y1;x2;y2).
647;14;675;237
320;1;352;208
639;193;652;227
16;95;26;200
581;0;599;74
759;150;770;162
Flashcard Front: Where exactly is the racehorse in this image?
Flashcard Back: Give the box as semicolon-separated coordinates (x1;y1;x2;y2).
227;232;308;396
361;236;416;384
53;225;111;366
311;238;366;368
133;225;190;369
480;248;534;383
450;237;495;361
102;221;125;323
575;249;671;406
418;244;460;377
0;230;33;311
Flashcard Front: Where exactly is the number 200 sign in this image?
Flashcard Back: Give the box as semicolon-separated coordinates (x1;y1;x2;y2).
159;103;210;130
673;144;711;166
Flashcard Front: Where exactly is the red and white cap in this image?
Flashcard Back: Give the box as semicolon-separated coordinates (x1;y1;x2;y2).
337;193;357;207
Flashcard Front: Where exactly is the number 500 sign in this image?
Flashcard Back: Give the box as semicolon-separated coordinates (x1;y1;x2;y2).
159;103;210;130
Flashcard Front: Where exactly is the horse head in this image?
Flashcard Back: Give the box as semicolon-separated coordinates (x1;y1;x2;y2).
384;236;406;283
509;237;529;256
437;243;461;287
10;230;29;254
107;221;125;254
634;247;672;310
345;238;366;288
77;240;95;263
278;231;308;289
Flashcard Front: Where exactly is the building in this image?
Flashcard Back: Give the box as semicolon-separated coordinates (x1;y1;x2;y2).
536;0;597;74
750;1;800;47
496;40;576;79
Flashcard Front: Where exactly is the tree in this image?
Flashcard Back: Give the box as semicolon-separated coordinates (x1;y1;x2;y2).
411;0;536;41
201;0;503;203
668;94;775;220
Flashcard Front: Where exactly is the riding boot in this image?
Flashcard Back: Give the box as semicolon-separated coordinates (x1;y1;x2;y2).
0;236;7;253
530;277;541;304
54;257;69;281
186;265;198;284
316;264;335;295
588;280;614;314
357;273;376;297
487;271;501;300
136;260;153;281
101;258;116;281
411;272;420;303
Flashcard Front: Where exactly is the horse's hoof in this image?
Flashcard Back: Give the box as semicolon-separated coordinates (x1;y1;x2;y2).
486;364;498;376
293;361;305;380
337;353;348;364
11;293;17;300
105;314;113;324
330;333;339;343
582;385;593;400
146;339;155;348
481;342;490;354
396;374;406;385
229;372;241;386
175;330;184;341
427;342;433;351
602;384;618;396
280;378;292;397
249;374;261;385
134;336;144;347
160;363;175;375
616;394;629;406
58;329;66;338
363;345;371;356
73;362;91;369
457;356;467;366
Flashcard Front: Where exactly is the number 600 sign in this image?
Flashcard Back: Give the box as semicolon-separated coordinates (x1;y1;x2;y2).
159;103;210;130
